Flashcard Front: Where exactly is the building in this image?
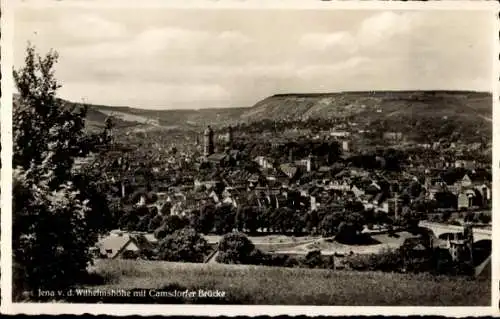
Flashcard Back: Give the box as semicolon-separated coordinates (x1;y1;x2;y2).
383;132;403;141
330;130;350;138
217;126;233;146
455;160;476;170
280;163;299;179
255;156;274;170
457;189;479;210
444;228;473;264
295;155;314;173
206;153;230;166
342;140;350;152
93;231;157;259
203;126;215;157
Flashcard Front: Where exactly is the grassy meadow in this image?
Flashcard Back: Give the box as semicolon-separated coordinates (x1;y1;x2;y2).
80;259;490;306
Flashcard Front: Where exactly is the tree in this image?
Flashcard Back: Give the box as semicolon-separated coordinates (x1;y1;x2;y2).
335;212;365;244
212;204;235;235
318;213;342;236
148;214;163;232
13;45;111;298
154;215;189;240
159;201;172;216
305;209;319;234
118;211;140;231
136;215;151;232
273;207;296;234
399;209;424;231
190;203;215;234
241;205;259;234
408;181;423;198
216;232;256;264
158;228;209;263
478;213;491;224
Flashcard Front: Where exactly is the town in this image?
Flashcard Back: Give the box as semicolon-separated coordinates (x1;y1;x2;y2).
83;110;492;278
11;5;494;308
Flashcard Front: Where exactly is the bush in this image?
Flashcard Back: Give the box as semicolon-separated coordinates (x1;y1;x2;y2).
345;248;403;271
158;228;209;263
216;232;256;264
478;213;491;224
441;211;452;222
283;256;301;268
247;248;267;265
318;213;342;236
302;250;324;269
449;220;462;226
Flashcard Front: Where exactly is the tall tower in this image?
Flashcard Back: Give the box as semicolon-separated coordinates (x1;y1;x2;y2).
204;125;214;156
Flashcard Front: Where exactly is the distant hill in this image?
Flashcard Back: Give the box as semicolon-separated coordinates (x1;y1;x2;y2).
84;103;248;131
14;90;492;132
14;94;248;132
241;91;492;123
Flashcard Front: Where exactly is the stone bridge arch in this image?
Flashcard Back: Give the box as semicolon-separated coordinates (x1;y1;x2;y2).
418;221;491;243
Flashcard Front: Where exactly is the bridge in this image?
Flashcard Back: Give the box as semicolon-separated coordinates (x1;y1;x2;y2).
418;221;491;243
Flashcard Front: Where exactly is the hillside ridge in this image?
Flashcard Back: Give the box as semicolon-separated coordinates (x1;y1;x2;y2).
241;90;492;123
14;90;493;129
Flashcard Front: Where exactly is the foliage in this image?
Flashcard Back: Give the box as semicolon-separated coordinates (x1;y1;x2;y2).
235;206;259;233
477;213;491;224
13;170;94;295
154;215;190;240
335;212;365;244
158;227;209;263
216;232;256;264
190;203;216;234
12;45;112;298
301;249;328;269
317;211;343;236
345;248;404;272
212;204;236;235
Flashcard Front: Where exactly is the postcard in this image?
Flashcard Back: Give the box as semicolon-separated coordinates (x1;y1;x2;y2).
1;0;498;316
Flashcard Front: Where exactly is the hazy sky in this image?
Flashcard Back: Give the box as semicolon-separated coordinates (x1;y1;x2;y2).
14;6;495;109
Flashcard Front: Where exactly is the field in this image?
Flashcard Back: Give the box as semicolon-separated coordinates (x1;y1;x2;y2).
84;259;491;306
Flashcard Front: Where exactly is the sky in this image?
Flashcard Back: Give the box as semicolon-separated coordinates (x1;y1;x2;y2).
14;6;496;110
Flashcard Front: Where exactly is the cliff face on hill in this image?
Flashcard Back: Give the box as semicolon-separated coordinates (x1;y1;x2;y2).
240;91;492;123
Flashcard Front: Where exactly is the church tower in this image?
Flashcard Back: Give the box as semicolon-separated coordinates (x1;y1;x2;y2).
204;125;214;156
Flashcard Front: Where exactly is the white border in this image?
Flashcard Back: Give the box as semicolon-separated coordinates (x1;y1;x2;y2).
1;0;499;316
491;0;500;313
7;0;500;10
1;0;14;312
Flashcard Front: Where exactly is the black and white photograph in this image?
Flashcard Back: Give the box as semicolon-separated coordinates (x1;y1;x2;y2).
4;0;497;314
